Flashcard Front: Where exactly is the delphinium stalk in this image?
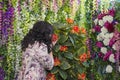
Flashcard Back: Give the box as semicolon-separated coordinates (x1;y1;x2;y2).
0;2;3;46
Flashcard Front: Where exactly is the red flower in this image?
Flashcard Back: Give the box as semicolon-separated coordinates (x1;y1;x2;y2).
60;46;68;52
54;57;61;66
46;73;56;80
78;73;86;80
71;26;80;34
52;34;58;42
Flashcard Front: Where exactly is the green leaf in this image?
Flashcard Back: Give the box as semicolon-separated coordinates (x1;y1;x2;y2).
77;47;85;55
82;62;89;67
53;45;60;52
59;35;68;43
69;36;75;46
64;52;73;59
60;61;71;70
59;70;67;80
51;67;59;74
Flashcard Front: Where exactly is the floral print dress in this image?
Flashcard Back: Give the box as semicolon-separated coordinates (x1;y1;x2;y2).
17;42;54;80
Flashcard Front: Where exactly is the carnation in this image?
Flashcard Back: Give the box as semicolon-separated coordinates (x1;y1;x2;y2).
101;27;108;34
99;20;104;26
106;65;113;73
109;54;115;63
103;38;110;46
94;18;98;25
101;47;107;54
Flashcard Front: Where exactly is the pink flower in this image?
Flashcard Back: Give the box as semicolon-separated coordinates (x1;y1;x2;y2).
94;25;101;32
108;9;115;16
104;21;114;32
96;42;103;48
109;38;115;47
103;50;112;61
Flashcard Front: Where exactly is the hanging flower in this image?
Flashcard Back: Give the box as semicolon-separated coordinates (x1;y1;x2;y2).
66;18;74;24
78;73;86;80
71;26;80;34
54;57;61;66
46;73;56;80
60;46;68;52
52;34;58;42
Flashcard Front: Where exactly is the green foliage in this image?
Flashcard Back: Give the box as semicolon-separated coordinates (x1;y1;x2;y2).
48;21;89;80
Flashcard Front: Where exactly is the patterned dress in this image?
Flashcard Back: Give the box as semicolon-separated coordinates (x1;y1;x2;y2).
17;42;54;80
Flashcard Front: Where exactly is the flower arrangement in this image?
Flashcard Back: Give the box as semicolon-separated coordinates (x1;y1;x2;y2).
46;18;90;80
90;7;120;79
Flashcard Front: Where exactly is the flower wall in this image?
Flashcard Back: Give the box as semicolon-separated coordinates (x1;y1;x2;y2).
0;0;120;80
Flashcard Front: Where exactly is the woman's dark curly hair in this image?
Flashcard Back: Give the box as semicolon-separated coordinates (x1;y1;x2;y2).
21;21;54;53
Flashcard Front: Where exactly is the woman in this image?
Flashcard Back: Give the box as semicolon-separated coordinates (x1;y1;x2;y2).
17;21;56;80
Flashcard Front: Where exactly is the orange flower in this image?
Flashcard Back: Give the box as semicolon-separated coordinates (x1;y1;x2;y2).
71;26;80;34
54;57;61;66
79;53;87;62
46;73;56;80
78;73;86;80
80;27;86;34
52;34;58;42
66;18;74;24
60;46;68;52
87;51;91;59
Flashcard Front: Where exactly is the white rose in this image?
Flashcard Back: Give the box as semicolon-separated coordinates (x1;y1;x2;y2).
101;27;108;34
108;15;113;23
106;65;113;73
118;66;120;72
103;38;110;46
109;54;115;63
94;18;98;25
101;47;107;54
112;44;116;50
99;20;104;26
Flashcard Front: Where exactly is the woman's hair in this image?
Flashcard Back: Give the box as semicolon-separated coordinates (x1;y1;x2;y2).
21;21;53;53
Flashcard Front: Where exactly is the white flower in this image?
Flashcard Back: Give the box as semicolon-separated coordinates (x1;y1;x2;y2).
101;27;108;34
101;47;107;54
112;44;116;50
106;65;113;73
109;54;115;63
108;15;113;23
103;38;110;46
99;20;104;26
97;33;104;41
118;66;120;72
94;18;98;25
109;33;114;39
103;16;108;23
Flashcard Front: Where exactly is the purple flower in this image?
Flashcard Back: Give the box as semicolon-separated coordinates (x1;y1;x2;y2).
108;9;115;16
98;52;103;58
96;41;103;48
97;13;106;20
103;50;112;61
94;25;101;32
104;21;114;32
0;67;5;80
